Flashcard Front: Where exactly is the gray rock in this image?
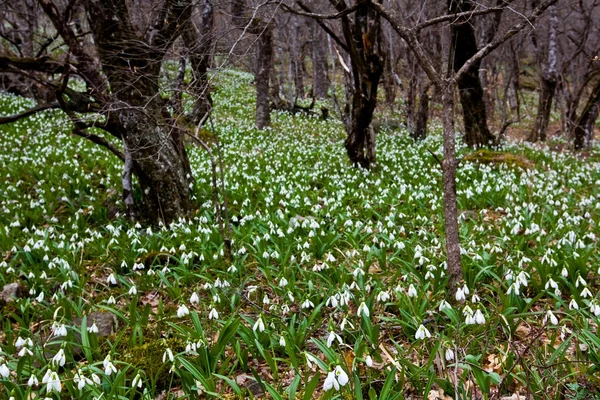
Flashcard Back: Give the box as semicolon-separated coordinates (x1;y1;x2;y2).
236;374;264;397
72;311;118;337
1;283;26;302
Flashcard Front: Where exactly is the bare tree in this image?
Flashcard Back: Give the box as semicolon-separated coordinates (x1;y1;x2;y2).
0;0;216;224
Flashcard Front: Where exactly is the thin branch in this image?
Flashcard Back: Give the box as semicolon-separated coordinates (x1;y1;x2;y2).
296;0;349;53
281;2;363;20
414;7;505;33
71;128;125;161
455;0;559;81
0;102;61;125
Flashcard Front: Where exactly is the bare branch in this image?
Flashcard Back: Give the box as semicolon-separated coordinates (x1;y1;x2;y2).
414;7;505;33
455;0;558;81
281;2;363;20
0;102;61;125
71;128;125;161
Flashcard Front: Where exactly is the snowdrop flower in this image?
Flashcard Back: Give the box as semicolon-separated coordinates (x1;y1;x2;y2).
455;287;465;302
340;317;354;331
87;323;99;333
569;299;579;310
52;349;66;367
561;268;568;277
177;304;190;318
36;291;45;302
474;309;486;324
439;300;452;311
326;330;343;347
326;295;339;308
415;324;431;340
51;323;67;337
128;286;137;295
279;336;286;347
103;355;118;375
107;295;116;304
545;310;559;325
0;363;9;378
44;371;62;393
107;273;117;285
335;365;349;386
27;374;39;387
581;287;592;298
253;316;265;332
132;373;143;389
301;299;314;309
357;301;370;318
445;348;455;361
365;355;373;367
208;307;219;320
377;290;391;302
190;292;199;304
73;371;88;390
323;370;338;391
162;348;174;363
407;284;417;298
279;277;288;287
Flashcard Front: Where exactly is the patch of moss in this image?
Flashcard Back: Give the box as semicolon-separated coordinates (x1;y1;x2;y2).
463;149;534;170
120;337;186;393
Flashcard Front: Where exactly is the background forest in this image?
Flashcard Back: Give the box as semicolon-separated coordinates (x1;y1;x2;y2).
0;0;599;399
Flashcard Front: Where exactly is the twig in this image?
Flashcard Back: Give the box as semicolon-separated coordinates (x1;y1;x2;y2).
426;148;443;166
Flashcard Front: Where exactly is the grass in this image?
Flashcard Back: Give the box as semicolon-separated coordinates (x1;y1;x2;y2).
0;69;599;399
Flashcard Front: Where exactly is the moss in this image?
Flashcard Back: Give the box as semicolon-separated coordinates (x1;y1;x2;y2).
463;149;534;170
120;337;186;393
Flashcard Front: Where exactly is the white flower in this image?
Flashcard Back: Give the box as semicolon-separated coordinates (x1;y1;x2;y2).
128;286;137;295
474;309;486;325
326;331;342;348
445;348;455;361
407;284;417;298
107;273;117;285
52;349;66;367
107;295;116;304
279;336;286;347
0;363;10;378
103;355;117;375
279;277;288;287
253;316;265;332
190;292;200;304
335;365;349;386
365;355;373;367
301;299;314;309
177;304;190;318
27;374;39;387
87;323;99;333
569;299;579;310
132;373;143;388
415;324;431;340
323;370;338;391
455;287;465;302
377;290;391;302
439;300;452;311
163;348;174;363
357;302;370;318
52;323;67;337
545;310;559;325
581;287;592;298
46;371;62;393
208;308;219;320
73;371;87;390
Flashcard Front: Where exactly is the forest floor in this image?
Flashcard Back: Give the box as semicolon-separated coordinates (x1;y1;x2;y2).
1;70;600;400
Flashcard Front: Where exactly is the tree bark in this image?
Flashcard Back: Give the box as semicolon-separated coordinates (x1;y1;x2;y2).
528;4;558;142
449;0;495;147
312;21;330;98
573;80;600;150
411;84;429;141
256;27;273;129
441;87;463;291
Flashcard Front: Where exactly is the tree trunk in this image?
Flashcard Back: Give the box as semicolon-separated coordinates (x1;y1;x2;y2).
529;77;557;142
183;0;214;125
528;4;558;142
342;2;385;168
441;87;463;292
312;21;330;98
573;81;600;150
411;84;429;141
449;0;494;147
256;26;273;129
